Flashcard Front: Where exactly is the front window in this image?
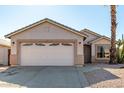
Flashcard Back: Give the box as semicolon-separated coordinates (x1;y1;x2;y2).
49;43;59;46
96;44;110;58
61;43;72;46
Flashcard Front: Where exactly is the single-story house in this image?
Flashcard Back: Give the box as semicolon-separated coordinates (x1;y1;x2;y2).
0;38;11;65
5;18;111;66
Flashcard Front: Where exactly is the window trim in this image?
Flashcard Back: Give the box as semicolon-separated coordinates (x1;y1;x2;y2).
35;43;46;46
22;43;33;46
61;43;73;46
49;43;60;46
95;44;110;60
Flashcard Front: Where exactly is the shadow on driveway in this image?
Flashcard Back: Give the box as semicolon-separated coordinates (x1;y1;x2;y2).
0;66;120;88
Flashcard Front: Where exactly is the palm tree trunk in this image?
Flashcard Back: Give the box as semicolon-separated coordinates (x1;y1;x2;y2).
109;5;117;64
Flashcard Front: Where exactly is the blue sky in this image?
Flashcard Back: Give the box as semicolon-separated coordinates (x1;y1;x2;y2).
0;5;123;39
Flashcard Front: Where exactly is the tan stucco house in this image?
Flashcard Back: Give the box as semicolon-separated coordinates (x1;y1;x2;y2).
5;18;111;66
0;38;10;65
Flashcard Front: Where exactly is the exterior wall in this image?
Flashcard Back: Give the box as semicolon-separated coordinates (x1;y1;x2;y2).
10;22;84;66
76;38;84;65
0;46;9;65
91;38;110;63
10;54;16;65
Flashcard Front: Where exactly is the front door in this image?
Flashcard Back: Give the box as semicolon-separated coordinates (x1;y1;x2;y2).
84;45;91;63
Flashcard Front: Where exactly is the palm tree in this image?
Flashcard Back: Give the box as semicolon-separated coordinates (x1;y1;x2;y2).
109;5;117;64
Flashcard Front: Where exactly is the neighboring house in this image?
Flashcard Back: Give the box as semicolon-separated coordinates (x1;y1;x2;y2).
0;38;11;65
5;18;110;66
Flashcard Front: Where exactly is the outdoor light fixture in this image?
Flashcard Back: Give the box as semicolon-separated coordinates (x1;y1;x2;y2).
79;42;81;44
12;41;15;45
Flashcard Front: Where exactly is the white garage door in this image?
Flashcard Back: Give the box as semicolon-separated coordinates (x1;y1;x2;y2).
20;42;74;66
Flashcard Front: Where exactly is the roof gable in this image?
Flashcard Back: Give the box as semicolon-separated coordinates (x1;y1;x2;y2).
89;36;111;44
5;18;87;39
80;28;102;37
80;29;102;44
80;28;111;45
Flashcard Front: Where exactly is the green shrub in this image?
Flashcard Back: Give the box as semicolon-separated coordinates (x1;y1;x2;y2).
116;34;124;63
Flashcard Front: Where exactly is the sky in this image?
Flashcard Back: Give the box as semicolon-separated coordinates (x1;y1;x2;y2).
0;5;124;39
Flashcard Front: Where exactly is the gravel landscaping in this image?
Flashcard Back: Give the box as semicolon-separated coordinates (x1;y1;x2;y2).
83;64;124;88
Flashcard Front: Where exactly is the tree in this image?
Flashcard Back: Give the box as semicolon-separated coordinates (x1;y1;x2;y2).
109;5;117;64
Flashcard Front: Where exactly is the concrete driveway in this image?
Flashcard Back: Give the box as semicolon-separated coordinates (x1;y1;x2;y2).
0;66;88;88
1;64;123;88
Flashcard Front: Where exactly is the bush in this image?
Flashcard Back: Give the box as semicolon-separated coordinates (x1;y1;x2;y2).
116;35;124;63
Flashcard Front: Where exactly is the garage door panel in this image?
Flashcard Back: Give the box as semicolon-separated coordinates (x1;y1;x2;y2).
20;42;74;66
